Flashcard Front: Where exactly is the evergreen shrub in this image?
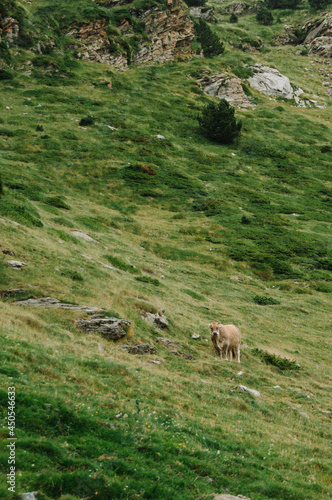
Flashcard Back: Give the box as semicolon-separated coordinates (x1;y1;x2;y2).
229;12;238;23
256;7;274;25
195;19;224;57
198;99;242;144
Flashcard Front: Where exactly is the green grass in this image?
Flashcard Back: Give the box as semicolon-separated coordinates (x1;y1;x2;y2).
0;0;331;498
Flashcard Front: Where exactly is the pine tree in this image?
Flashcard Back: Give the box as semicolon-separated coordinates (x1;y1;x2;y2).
256;7;274;25
198;99;242;144
195;19;224;57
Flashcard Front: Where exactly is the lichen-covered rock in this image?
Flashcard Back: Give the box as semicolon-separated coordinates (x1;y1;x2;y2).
197;72;255;109
76;317;130;340
303;14;332;57
142;312;169;330
14;297;102;314
248;64;303;100
0;17;20;44
119;343;156;354
189;7;216;23
65;0;194;69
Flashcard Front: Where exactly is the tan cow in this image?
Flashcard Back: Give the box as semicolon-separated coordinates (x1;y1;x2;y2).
209;322;241;363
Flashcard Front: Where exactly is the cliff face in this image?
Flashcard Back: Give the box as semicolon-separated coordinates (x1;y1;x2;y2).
65;0;194;69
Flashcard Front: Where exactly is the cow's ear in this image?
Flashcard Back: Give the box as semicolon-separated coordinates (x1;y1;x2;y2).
208;323;212;328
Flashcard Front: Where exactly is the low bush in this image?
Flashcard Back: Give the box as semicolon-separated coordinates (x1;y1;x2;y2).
198;99;242;144
253;295;280;305
229;12;238;23
79;116;95;126
256;7;274;25
253;348;300;371
135;276;160;286
104;255;140;274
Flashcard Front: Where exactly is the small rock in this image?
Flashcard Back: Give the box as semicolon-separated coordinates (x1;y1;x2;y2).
298;411;309;419
21;494;38;500
237;371;243;376
7;260;27;268
155;134;165;139
107;125;118;130
119;343;156;355
142;312;168;330
289;387;302;393
150;360;161;364
71;231;97;242
213;494;252;500
192;333;200;339
97;343;105;355
76;317;130;341
321;410;332;414
273;385;282;389
170;350;195;360
237;385;260;397
2;248;15;255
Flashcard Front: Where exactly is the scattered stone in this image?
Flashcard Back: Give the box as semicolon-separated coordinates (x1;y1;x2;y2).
155;134;165;139
273;385;282;389
224;2;257;15
156;337;178;349
14;297;102;314
96;454;116;461
76;317;130;341
2;248;15;255
321;410;332;414
170;350;195;360
72;231;97;242
150;360;161;364
21;494;38;500
201;379;208;383
0;218;20;226
237;385;260;397
107;125;118;130
298;411;309;419
289;387;302;393
192;333;200;339
119;343;156;354
230;276;244;282
197;72;255;109
7;260;27;268
237;371;243;376
142;312;168;330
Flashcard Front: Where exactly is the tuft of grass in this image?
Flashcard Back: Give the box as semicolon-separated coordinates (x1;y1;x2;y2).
135;276;160;286
104;255;140;274
253;295;281;305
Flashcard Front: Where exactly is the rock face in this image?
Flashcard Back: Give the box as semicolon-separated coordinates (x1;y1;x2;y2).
248;64;303;100
197;72;255;109
14;297;102;314
65;0;194;69
76;316;130;340
0;17;19;44
189;7;216;23
141;312;169;330
237;385;260;397
7;260;27;269
303;14;332;58
224;2;257;15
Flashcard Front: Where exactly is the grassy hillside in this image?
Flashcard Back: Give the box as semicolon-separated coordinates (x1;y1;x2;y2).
0;0;331;499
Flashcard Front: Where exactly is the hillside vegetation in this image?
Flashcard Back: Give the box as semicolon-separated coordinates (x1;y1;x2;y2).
0;0;331;499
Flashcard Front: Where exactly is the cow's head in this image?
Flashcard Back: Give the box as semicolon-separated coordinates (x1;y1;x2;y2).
208;322;220;338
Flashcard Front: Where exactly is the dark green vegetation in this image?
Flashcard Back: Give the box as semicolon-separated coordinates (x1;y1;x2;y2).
198;99;242;144
0;0;331;499
195;19;225;57
256;7;274;25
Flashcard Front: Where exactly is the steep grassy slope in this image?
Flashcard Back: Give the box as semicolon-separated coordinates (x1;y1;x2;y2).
0;1;331;499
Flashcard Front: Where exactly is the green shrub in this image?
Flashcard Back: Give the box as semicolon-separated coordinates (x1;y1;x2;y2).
253;295;280;305
198;99;242;144
195;19;224;57
104;255;140;274
0;68;14;80
79;116;95;126
60;269;84;281
265;0;301;8
229;12;238;23
256;7;274;25
308;0;330;9
253;348;300;371
45;196;71;210
135;276;160;286
313;282;332;293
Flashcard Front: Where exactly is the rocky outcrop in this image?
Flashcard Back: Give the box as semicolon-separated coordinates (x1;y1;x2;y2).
224;2;258;15
141;311;169;330
156;337;195;360
76;316;130;340
248;64;303;100
197;72;255;109
14;297;102;314
0;17;19;44
119;343;157;354
65;0;194;69
303;14;332;58
7;260;27;269
189;7;216;23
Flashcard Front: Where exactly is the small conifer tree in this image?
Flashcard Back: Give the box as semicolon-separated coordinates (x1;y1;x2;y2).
256;7;274;25
308;0;330;9
198;99;242;144
229;12;238;23
195;19;224;57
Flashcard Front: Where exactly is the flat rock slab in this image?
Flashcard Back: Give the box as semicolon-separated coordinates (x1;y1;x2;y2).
71;231;97;242
7;260;27;268
76;317;130;341
237;385;260;397
119;343;157;355
248;64;303;101
14;297;102;314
